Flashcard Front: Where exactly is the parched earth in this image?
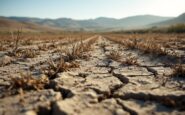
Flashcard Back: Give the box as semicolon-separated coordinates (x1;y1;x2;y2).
0;36;185;115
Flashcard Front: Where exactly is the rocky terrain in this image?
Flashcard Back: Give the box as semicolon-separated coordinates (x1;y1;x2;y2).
0;34;185;115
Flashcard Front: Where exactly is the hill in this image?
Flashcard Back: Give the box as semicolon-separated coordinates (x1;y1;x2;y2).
5;15;173;31
151;13;185;27
0;17;62;32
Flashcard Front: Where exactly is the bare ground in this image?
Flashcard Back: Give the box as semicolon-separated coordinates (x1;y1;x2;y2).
0;35;185;115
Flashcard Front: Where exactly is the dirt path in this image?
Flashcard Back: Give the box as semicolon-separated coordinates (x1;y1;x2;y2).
0;36;185;115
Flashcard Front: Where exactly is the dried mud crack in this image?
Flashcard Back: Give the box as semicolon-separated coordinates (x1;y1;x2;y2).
0;35;185;115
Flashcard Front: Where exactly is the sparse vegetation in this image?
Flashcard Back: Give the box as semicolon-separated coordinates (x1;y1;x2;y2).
0;31;184;114
107;51;122;61
105;33;182;58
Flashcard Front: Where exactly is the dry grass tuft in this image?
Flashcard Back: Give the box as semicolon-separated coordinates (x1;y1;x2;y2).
38;44;48;51
124;39;138;49
64;43;86;61
121;55;139;66
21;39;33;46
10;73;49;91
107;51;122;61
42;58;79;79
137;42;169;56
13;49;39;58
7;29;24;57
122;38;169;56
64;39;96;61
105;34;180;57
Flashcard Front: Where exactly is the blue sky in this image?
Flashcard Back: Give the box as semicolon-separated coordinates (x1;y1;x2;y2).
0;0;185;19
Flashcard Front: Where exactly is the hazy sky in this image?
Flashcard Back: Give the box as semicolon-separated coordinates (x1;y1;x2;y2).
0;0;185;19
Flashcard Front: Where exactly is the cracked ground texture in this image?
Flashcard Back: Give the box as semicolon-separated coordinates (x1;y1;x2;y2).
0;35;185;115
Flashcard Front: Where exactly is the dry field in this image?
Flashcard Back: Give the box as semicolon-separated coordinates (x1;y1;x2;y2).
0;32;185;115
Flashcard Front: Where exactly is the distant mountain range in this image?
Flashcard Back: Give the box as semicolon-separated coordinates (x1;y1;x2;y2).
0;12;185;32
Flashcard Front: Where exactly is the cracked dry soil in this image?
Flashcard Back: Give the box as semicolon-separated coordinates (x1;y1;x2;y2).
0;36;185;115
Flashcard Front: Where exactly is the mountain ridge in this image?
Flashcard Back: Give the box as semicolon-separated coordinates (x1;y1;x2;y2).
1;13;185;31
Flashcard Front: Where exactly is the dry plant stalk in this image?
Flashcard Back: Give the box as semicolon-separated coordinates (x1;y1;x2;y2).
11;29;22;54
